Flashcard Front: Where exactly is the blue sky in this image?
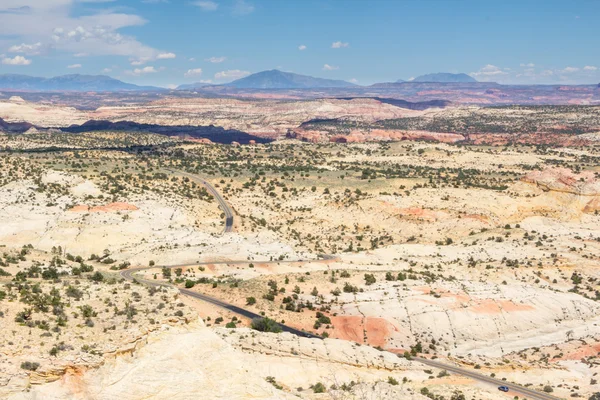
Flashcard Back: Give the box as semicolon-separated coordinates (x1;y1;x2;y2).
0;0;598;86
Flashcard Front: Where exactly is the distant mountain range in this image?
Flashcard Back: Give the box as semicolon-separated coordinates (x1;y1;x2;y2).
185;70;477;90
229;70;358;89
176;82;213;90
178;70;359;90
0;74;161;92
412;73;477;83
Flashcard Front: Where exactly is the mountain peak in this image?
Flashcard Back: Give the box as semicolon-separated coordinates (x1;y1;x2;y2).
226;70;358;89
0;74;161;92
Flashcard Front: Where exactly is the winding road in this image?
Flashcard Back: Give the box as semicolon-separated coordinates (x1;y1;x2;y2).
166;168;234;233
121;169;563;400
121;264;318;338
415;357;562;400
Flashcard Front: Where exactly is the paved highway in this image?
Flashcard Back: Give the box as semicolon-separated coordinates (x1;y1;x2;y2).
120;264;318;338
123;171;561;400
415;357;563;400
165;168;234;233
121;259;562;400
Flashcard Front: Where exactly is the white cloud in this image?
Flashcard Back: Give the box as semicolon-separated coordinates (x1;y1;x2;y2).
157;52;176;59
298;45;307;51
331;41;349;49
469;64;508;79
135;66;157;74
206;56;226;63
130;58;149;66
349;78;358;83
323;64;339;71
214;69;250;81
193;1;218;11
101;68;112;73
233;0;254;15
67;63;81;68
51;22;155;61
184;68;203;78
74;52;88;57
520;63;535;67
0;2;171;63
8;42;43;55
469;63;599;84
166;84;177;89
2;55;32;65
127;66;163;76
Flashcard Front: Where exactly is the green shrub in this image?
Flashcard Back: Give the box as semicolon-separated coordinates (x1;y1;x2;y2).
90;271;104;282
312;382;326;393
185;280;195;288
20;361;40;371
251;317;282;333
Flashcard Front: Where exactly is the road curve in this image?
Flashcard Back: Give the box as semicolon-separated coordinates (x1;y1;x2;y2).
120;264;318;339
120;259;562;400
165;168;234;233
415;357;563;400
120;171;559;400
121;259;562;400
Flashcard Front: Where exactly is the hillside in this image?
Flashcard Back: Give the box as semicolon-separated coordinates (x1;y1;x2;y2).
412;72;477;83
0;117;34;133
0;74;161;92
226;69;358;89
176;82;213;90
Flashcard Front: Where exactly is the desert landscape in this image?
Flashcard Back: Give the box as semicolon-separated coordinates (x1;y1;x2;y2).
0;89;599;399
1;1;600;398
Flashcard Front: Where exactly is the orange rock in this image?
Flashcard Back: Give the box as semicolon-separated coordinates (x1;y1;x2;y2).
364;317;393;348
396;207;439;222
330;315;364;343
553;342;600;361
523;168;600;195
470;299;534;314
329;316;392;348
584;197;600;213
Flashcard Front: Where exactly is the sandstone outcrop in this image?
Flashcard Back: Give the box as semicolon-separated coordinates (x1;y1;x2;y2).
523;167;600;196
